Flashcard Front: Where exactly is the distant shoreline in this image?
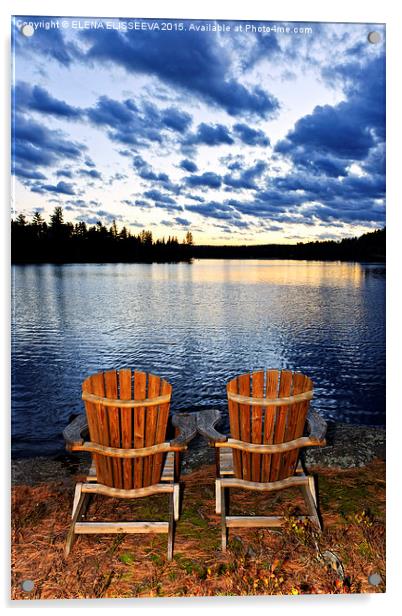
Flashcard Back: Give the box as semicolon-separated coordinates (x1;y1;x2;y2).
11;225;386;264
11;255;386;265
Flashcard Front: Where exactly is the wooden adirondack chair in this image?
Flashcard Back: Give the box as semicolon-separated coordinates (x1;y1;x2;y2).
213;369;327;551
63;369;193;560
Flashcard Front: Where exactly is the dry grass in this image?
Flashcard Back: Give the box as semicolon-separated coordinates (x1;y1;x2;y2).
11;460;385;599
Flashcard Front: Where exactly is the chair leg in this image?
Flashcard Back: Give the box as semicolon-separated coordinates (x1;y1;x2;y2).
65;486;90;557
308;476;318;507
71;484;92;520
216;479;221;515
174;450;181;483
71;483;82;519
221;485;227;552
173;484;180;521
167;492;175;561
302;477;321;530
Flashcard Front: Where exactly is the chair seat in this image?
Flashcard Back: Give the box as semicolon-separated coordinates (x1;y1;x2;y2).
85;451;175;483
219;447;235;476
161;451;175;482
218;447;305;479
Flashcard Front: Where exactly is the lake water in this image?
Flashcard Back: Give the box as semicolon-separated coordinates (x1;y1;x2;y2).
11;260;385;458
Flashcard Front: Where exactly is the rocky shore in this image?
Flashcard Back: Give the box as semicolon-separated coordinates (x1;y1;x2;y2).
11;421;385;486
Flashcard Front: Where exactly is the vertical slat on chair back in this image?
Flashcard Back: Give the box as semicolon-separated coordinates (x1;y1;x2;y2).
238;373;252;480
84;372;114;487
261;369;279;481
269;370;292;482
227;377;242;478
280;372;312;480
152;378;171;484
82;369;172;489
120;368;133;489
226;370;313;482
104;370;123;488
251;371;264;482
133;370;147;489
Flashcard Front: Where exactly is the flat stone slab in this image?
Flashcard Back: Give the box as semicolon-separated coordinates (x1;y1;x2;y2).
303;421;385;468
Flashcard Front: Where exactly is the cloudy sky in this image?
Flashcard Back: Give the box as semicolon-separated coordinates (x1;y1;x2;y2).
11;16;385;244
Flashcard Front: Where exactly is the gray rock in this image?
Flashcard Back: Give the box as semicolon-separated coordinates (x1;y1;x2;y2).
303;421;385;468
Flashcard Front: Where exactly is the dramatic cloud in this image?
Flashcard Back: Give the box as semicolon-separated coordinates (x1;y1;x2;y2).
56;169;73;178
87;95;134;127
12;18;385;238
81;27;279;118
66;199;87;208
276;104;375;161
186;194;205;203
13;167;46;180
108;172;128;185
185;123;234;146
75;215;102;225
13;114;85;167
180;159;198;173
161;107;192;132
86;96;193;149
79;168;103;180
134;158;169;183
11;113;86;188
14;82;81;119
174;216;192;226
185;172;222;189
239;30;282;70
13;24;79;67
264;54;386;227
86;96;162;146
35;181;76;195
227;170;385;226
223;160;267;190
143;189;176;205
142;189;183;212
233;123;270;147
277;56;385;170
132;156;181;194
186;200;241;221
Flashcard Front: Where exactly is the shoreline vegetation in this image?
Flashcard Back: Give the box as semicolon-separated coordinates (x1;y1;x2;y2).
11;366;385;601
12;207;385;264
12;457;385;598
12;419;385;598
11;378;386;600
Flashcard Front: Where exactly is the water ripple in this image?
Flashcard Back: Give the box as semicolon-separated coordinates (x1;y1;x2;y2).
12;261;385;457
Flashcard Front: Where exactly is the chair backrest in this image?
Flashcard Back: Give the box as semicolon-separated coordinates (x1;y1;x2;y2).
227;369;313;483
82;369;172;489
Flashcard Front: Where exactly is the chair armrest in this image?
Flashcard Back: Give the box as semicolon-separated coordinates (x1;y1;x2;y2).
196;409;228;444
306;408;327;445
63;414;89;450
67;440;188;456
170;412;198;447
64;412;193;452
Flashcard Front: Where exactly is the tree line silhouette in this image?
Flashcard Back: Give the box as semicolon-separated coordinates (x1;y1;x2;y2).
11;207;385;263
192;228;385;261
11;207;194;263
